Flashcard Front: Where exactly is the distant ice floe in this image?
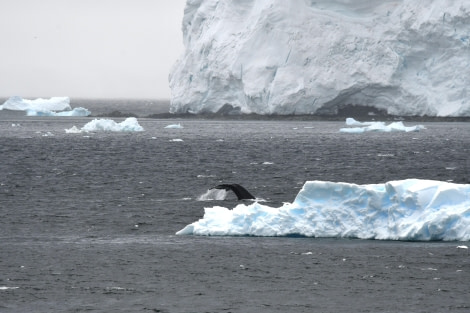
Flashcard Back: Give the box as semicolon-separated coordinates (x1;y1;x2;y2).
65;117;144;133
0;286;19;290
1;96;71;111
177;179;470;241
340;118;425;133
1;96;90;116
27;107;90;117
165;123;184;129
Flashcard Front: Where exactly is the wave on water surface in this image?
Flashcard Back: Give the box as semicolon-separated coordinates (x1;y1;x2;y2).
177;179;470;241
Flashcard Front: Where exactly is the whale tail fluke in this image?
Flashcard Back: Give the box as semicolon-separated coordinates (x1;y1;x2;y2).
212;184;255;200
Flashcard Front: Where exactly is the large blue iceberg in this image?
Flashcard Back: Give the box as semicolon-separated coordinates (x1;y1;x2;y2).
177;179;470;241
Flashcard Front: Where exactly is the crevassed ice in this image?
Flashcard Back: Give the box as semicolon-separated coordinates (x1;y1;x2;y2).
177;179;470;241
170;0;470;116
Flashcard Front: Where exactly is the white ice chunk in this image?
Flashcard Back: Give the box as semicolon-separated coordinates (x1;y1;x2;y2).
64;126;82;134
65;117;144;133
165;123;184;129
0;287;19;290
340;118;425;133
345;118;375;127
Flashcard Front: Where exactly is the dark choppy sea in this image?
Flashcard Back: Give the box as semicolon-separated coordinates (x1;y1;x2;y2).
1;102;470;312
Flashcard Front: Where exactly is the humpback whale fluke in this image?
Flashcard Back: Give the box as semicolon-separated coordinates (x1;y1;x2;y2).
212;184;256;200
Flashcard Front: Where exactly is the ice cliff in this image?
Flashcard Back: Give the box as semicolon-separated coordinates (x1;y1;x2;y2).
169;0;470;116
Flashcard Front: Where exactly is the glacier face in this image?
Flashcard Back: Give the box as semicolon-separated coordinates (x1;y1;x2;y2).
169;0;470;116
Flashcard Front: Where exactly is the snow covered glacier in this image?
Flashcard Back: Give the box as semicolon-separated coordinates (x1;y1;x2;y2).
169;0;470;116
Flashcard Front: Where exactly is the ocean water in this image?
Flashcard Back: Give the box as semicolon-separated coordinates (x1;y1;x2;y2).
1;106;470;312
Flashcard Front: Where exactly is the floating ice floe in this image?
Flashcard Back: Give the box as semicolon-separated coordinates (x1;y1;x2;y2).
65;117;144;133
177;179;470;241
340;118;425;133
26;107;90;117
65;126;82;134
1;96;71;111
165;123;183;129
0;287;19;290
1;96;91;117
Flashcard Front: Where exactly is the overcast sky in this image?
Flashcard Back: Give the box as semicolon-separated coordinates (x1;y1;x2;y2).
0;0;186;99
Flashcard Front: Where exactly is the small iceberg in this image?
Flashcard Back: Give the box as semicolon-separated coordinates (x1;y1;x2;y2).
165;123;183;129
0;286;19;290
340;118;425;133
65;117;144;133
64;126;82;134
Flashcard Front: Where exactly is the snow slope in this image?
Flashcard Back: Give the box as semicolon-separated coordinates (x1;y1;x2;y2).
169;0;470;116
